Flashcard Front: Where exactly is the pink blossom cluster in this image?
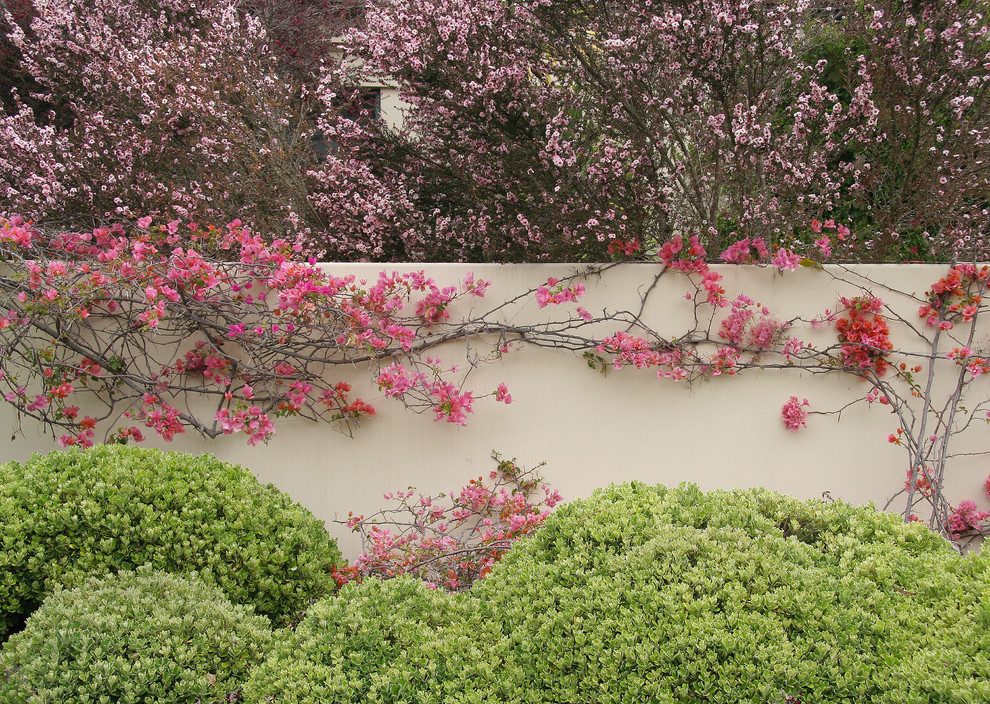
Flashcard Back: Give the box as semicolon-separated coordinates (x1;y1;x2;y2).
0;215;501;444
720;237;770;264
835;296;893;375
781;397;810;432
781;337;806;362
335;454;561;591
136;394;186;442
430;382;474;425
946;348;990;378
174;341;233;385
659;234;707;273
460;271;491;297
376;363;415;398
216;406;275;447
535;277;585;308
495;383;512;404
946;500;990;540
808;218;850;259
57;415;98;449
707;347;742;377
375;359;513;425
607;238;641;257
771;249;801;272
919;264;989;328
659;235;728;306
719;295;788;350
903;466;935;497
317;382;377;422
596;332;686;380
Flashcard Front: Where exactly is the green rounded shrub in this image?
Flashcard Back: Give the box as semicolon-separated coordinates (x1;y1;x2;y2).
0;445;341;640
0;569;273;704
243;577;500;704
239;483;990;703
472;483;990;703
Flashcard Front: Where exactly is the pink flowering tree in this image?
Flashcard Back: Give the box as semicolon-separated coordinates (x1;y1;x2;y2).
0;0;36;115
819;0;990;261
4;1;987;262
0;0;363;249
310;0;990;261
315;0;822;260
236;0;365;84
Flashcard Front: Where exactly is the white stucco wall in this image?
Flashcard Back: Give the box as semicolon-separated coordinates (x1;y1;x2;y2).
4;263;987;558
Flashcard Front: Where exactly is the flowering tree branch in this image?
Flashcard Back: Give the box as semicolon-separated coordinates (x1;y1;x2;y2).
334;451;561;591
3;213;990;541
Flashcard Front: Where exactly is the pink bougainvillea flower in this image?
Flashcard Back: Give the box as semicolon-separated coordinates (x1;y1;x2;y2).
946;500;990;539
771;248;800;272
781;396;810;432
495;383;512;404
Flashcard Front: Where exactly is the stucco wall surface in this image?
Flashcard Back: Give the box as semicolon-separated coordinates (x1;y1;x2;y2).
3;263;986;557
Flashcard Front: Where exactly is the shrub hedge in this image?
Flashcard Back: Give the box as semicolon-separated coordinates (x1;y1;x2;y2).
473;483;990;703
0;445;340;640
0;568;273;704
244;483;990;704
242;577;500;704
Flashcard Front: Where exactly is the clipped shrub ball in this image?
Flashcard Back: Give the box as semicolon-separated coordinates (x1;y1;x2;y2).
240;483;990;703
0;568;273;704
0;445;341;640
243;577;501;704
471;482;990;703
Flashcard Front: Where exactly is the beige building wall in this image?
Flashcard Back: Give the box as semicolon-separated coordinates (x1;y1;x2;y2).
378;86;405;129
3;263;987;558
